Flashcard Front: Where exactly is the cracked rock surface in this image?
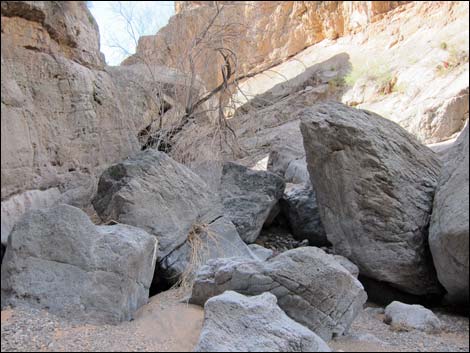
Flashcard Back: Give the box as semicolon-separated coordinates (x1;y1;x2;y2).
220;162;286;243
1;205;157;324
300;102;442;296
92;150;256;282
190;246;367;340
195;291;331;352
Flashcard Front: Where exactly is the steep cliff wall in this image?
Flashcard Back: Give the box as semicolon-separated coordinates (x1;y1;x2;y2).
124;1;408;89
169;1;468;165
0;1;183;243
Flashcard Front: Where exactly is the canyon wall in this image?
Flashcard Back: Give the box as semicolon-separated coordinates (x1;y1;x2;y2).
1;1;468;244
124;1;408;89
0;1;182;243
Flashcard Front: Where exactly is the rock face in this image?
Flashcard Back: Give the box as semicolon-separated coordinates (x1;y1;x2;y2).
268;145;307;184
400;87;469;144
384;301;442;332
281;183;328;246
160;217;256;282
333;255;360;278
429;124;469;305
1;1;104;68
248;244;274;261
195;291;331;352
191;247;367;340
0;243;5;265
220;162;285;243
1;1;185;244
1;205;157;324
1;188;61;246
126;1;407;90
92;150;256;282
300;102;442;296
224;1;468;152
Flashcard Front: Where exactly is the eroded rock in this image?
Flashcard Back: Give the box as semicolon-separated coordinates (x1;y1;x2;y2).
430;124;469;305
384;301;442;332
281;183;328;246
333;255;360;278
92;150;256;282
1;1;186;237
195;291;331;352
127;1;406;90
190;247;367;340
221;162;285;243
248;244;274;261
300;102;442;296
0;205;157;324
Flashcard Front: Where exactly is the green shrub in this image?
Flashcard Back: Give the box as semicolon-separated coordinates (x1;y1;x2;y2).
344;60;394;93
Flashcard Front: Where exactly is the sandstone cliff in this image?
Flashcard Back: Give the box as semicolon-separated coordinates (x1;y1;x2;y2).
124;1;408;89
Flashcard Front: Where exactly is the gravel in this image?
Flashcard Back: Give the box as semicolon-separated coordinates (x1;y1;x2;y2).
255;225;311;254
330;303;469;352
1;275;468;353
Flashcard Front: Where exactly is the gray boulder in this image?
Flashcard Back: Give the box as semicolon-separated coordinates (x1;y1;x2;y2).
300;102;442;296
92;150;256;282
220;162;285;243
384;301;442;332
267;145;309;185
429;124;469;305
195;291;331;352
285;158;310;184
160;217;258;282
191;247;367;340
281;184;328;246
248;244;274;261
267;145;304;179
332;255;360;278
0;205;157;324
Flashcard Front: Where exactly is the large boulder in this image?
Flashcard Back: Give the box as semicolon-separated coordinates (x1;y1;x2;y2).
384;301;442;332
300;102;442;296
92;150;256;282
1;188;62;247
220;162;285;243
429;124;469;305
160;217;256;282
0;205;157;324
195;291;331;352
190;247;367;341
281;183;328;246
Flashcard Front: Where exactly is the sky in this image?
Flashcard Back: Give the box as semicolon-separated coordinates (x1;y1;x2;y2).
88;1;174;66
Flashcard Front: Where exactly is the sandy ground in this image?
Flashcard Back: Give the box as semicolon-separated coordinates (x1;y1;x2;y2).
1;289;203;352
1;293;468;352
